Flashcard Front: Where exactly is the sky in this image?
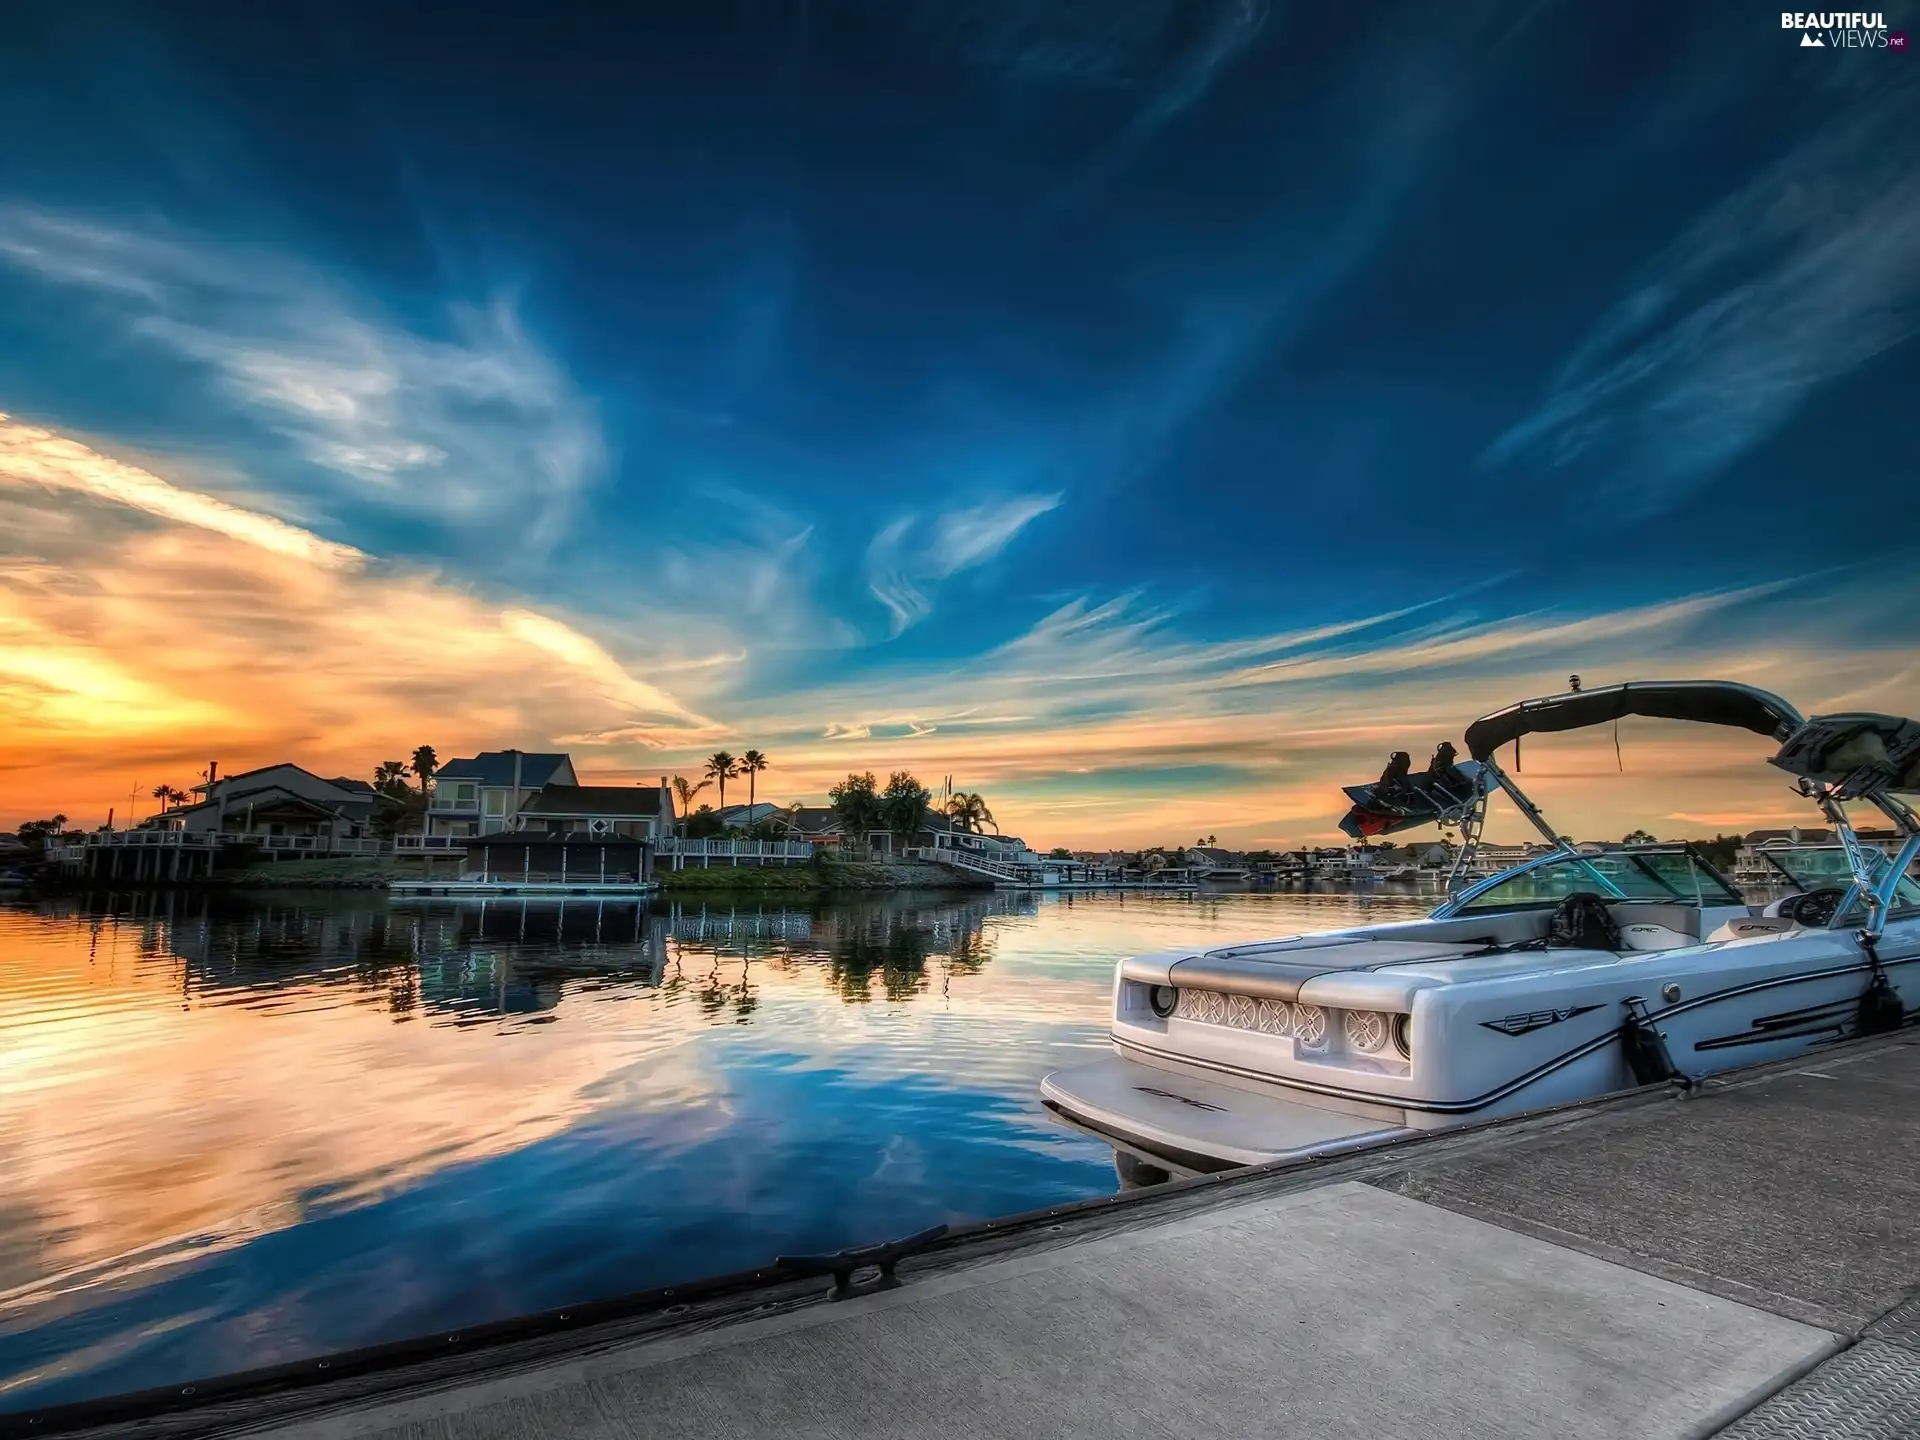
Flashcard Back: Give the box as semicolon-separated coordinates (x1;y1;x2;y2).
0;0;1916;847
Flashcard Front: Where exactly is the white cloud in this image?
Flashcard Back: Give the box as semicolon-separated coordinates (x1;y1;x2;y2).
1484;81;1920;517
864;493;1061;636
0;413;362;570
0;206;603;552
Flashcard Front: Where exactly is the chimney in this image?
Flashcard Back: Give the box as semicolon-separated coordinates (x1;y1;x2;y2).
211;760;226;829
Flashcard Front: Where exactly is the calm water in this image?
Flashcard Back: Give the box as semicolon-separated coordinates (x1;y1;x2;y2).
0;886;1428;1409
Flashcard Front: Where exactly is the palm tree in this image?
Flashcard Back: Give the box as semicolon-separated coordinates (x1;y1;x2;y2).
373;760;411;797
672;775;711;837
704;751;739;808
410;745;439;799
739;749;769;812
150;784;189;812
945;791;996;834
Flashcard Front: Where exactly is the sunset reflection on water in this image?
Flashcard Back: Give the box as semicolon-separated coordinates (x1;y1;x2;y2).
0;886;1426;1409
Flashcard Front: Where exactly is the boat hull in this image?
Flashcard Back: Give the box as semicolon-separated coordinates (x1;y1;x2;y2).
1046;914;1920;1171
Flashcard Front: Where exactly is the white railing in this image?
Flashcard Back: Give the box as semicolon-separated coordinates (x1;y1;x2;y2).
656;838;814;859
83;830;221;848
230;834;385;855
394;834;472;852
907;846;1037;882
76;830;384;855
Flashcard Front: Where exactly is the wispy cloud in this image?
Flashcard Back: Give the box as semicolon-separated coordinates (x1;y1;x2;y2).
864;493;1061;636
0;420;715;816
1484;78;1920;519
1056;0;1274;205
0;207;603;552
0;413;361;570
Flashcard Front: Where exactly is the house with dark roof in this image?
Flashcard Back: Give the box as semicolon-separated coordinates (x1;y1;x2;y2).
425;751;578;837
514;782;677;841
713;802;780;830
164;763;378;844
775;804;903;854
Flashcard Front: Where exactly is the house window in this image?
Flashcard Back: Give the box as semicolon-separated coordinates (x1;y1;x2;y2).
447;783;477;808
484;791;506;815
452;821;475;837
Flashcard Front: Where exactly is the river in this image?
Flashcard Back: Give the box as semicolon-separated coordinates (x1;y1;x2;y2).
0;886;1429;1410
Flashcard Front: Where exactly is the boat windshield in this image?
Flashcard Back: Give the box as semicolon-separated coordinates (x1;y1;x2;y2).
1762;846;1920;910
1454;847;1744;913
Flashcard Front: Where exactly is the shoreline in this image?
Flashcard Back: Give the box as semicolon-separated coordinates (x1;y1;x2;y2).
10;856;999;896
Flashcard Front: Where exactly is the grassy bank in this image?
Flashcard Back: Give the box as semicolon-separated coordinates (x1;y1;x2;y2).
658;859;991;895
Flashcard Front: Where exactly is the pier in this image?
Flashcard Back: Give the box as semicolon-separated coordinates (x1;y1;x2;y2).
19;1030;1919;1439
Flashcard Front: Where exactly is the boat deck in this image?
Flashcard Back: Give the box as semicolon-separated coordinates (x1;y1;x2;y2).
29;1035;1920;1440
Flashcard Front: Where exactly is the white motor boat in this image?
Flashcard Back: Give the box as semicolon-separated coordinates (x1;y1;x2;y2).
1042;680;1920;1174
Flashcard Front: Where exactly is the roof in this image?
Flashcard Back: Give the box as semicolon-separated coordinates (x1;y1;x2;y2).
1188;847;1241;862
193;762;371;795
436;752;573;786
169;784;356;818
1745;827;1834;844
517;784;668;818
1465;681;1804;763
780;806;842;835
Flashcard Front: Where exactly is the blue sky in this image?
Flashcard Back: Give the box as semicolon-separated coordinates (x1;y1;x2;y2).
1;0;1916;844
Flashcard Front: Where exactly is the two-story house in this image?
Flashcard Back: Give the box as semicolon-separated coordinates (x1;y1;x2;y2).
425;752;578;838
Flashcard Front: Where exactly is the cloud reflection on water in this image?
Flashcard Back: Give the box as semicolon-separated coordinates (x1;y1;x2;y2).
0;887;1426;1408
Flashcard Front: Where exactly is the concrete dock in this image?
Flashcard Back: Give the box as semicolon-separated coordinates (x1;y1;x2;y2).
28;1033;1920;1440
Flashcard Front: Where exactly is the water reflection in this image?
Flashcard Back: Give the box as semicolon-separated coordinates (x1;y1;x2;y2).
0;887;1425;1410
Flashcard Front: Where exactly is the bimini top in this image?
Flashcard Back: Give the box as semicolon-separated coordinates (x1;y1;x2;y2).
1464;680;1804;763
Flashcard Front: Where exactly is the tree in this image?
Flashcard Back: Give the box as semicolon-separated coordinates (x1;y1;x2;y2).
829;771;884;836
685;805;725;839
671;776;711;837
945;791;996;834
410;745;439;798
1697;833;1741;872
17;816;69;855
1049;847;1073;859
880;771;932;838
150;784;189;812
704;751;739;808
739;749;769;811
1623;828;1658;846
373;761;412;798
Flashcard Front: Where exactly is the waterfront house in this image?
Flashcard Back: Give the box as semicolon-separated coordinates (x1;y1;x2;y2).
165;764;378;845
514;782;677;841
1732;826;1836;886
778;805;846;847
425;751;577;837
1184;845;1248;877
776;805;900;855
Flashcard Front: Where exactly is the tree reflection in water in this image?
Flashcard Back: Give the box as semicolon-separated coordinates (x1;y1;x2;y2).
25;887;1042;1029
